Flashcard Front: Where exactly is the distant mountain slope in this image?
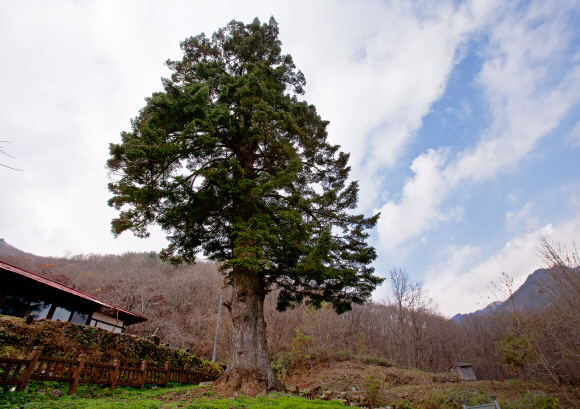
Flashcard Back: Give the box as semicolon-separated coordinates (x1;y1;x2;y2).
452;268;550;322
0;238;57;269
0;238;29;257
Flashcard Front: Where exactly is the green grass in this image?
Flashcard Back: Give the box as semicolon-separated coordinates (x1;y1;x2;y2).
0;382;344;409
187;396;344;409
0;381;173;409
1;380;566;409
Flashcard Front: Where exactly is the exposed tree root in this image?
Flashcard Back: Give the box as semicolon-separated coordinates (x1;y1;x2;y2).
213;369;285;397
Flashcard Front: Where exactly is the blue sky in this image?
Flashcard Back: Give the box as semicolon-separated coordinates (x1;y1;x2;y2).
1;0;579;316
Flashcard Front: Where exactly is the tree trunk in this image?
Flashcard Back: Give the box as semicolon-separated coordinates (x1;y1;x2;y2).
215;269;284;394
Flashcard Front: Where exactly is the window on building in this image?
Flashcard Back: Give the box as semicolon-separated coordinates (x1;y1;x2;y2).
70;311;90;325
90;318;124;333
51;306;72;322
26;300;52;319
0;294;30;318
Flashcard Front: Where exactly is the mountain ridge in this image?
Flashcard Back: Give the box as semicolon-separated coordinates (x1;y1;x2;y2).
452;268;550;322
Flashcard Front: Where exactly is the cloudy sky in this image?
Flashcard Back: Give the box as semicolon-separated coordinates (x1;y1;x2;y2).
1;0;579;316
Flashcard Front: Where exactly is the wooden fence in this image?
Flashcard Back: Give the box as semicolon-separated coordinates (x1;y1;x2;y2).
0;346;218;394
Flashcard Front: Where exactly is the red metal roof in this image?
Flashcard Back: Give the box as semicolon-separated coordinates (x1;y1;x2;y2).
0;259;147;324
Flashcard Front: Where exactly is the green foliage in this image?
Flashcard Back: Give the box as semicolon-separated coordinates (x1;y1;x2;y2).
362;370;385;407
355;353;394;367
430;388;495;409
287;329;314;368
332;349;353;362
502;391;559;409
270;351;291;373
497;334;533;369
106;17;383;314
0;344;20;357
291;329;313;354
270;351;293;385
0;325;21;348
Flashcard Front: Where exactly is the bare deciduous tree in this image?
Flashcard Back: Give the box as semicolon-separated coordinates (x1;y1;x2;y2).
0;141;22;171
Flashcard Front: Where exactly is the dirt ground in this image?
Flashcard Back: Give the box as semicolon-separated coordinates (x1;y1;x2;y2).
286;360;578;405
109;359;579;408
206;360;579;408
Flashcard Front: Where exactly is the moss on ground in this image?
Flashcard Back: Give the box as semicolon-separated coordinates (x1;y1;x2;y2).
0;315;216;371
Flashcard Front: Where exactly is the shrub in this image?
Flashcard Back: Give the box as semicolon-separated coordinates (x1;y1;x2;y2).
431;388;493;409
333;349;353;362
362;370;385;407
356;354;394;367
507;391;559;409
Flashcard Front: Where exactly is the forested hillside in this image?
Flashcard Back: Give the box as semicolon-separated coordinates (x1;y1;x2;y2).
1;239;579;387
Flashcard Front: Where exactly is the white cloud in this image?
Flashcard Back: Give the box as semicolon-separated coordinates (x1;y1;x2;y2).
505;202;541;232
377;0;580;255
0;0;501;256
0;0;577;268
376;148;454;252
505;192;519;205
285;0;501;210
425;214;580;316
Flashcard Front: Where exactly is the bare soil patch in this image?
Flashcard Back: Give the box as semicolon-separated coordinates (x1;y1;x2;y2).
208;360;579;408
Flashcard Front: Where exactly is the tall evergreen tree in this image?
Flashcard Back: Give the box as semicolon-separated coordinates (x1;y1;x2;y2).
107;17;383;392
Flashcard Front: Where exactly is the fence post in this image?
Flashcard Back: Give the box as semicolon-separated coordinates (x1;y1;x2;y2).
295;386;299;396
110;359;120;391
182;365;189;385
68;353;86;395
163;361;170;387
140;360;147;390
17;346;42;392
345;397;350;406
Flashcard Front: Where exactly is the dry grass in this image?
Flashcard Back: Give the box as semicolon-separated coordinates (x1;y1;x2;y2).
281;360;579;408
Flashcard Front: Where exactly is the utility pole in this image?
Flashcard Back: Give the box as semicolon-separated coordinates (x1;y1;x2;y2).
212;294;222;363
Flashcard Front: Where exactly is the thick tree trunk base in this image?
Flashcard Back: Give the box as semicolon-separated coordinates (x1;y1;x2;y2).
215;270;284;396
213;368;285;396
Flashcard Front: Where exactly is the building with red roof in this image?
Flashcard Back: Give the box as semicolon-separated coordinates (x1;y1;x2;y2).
0;260;147;332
